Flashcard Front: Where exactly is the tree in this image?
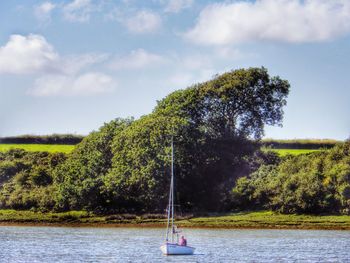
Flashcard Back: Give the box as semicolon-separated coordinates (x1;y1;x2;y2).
155;67;289;140
104;67;290;212
54;118;133;211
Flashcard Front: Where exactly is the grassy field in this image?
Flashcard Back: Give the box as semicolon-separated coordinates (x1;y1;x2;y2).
180;211;350;229
0;144;75;153
0;143;320;156
270;149;322;156
1;210;350;229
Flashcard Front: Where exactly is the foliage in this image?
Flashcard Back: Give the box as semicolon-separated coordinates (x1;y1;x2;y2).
102;67;289;212
231;142;350;214
0;149;66;210
261;138;340;149
54;118;133;211
0;144;75;153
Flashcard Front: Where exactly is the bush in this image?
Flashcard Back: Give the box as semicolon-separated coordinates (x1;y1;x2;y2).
231;142;350;214
0;150;66;210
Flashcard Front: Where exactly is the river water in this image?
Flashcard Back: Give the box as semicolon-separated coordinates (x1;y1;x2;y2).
0;226;349;262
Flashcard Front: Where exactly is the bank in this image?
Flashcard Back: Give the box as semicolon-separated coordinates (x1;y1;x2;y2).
1;210;350;230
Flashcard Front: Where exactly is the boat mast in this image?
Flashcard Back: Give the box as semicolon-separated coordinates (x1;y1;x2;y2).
171;137;175;243
165;137;175;242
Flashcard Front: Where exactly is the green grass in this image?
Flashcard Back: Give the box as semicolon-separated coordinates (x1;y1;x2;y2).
1;210;350;229
177;211;350;229
0;144;325;156
270;149;322;156
0;144;75;153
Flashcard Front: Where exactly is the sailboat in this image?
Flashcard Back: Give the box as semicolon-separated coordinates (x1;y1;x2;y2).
160;138;195;255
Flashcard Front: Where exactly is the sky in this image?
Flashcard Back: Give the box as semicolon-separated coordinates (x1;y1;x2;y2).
0;0;349;140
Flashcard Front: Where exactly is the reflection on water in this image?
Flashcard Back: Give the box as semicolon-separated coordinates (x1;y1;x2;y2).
0;226;350;262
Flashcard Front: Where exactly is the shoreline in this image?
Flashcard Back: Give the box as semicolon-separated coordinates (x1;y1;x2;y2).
1;210;350;230
1;221;350;230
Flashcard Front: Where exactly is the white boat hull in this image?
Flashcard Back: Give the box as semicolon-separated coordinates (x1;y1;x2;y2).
160;243;195;255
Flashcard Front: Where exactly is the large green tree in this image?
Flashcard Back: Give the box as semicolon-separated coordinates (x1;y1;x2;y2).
103;67;290;212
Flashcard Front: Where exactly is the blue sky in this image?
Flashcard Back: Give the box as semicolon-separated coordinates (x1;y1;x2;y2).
0;0;349;140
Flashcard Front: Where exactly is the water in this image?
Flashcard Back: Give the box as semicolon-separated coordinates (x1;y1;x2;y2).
0;226;350;262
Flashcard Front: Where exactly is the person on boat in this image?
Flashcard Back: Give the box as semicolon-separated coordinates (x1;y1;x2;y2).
179;235;187;246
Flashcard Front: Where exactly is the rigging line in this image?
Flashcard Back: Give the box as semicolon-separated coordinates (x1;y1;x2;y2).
165;159;172;242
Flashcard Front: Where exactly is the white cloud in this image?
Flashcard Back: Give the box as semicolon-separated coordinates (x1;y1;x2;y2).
164;0;194;13
0;34;58;74
168;68;215;89
123;10;161;33
109;49;166;70
214;47;253;60
179;54;212;70
0;34;114;96
164;52;216;88
34;2;56;23
168;72;194;88
29;72;116;97
185;0;350;45
60;53;109;75
63;0;93;22
0;34;107;75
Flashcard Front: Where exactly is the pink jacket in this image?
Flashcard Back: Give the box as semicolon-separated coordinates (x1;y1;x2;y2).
179;237;187;246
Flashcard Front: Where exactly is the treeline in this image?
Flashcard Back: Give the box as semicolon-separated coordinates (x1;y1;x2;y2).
1;67;347;216
0;67;291;213
261;139;340;149
0;134;84;145
232;141;350;214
